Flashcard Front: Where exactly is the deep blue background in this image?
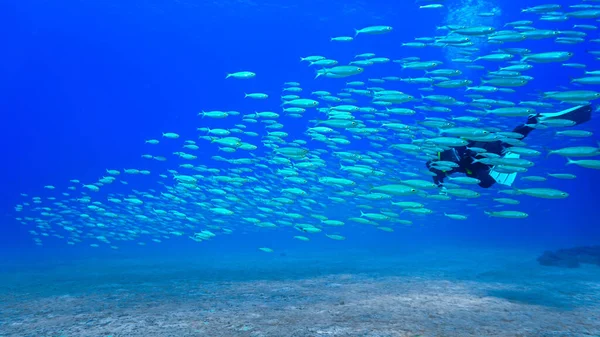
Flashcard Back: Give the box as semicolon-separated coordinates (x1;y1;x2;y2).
1;0;599;262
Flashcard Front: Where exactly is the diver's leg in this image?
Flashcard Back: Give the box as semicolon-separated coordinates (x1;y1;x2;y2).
538;104;592;126
512;114;539;139
512;105;592;139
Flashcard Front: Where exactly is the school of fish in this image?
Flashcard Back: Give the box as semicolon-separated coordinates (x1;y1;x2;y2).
14;0;600;252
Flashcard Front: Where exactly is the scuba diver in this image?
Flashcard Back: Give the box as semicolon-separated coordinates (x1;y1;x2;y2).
426;104;593;188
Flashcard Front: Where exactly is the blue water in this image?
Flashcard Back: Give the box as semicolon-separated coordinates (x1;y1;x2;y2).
1;0;600;335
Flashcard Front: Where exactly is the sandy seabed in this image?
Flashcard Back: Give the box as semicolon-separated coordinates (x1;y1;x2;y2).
1;248;599;337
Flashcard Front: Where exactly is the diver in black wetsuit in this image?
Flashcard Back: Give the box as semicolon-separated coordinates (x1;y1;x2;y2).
426;104;593;188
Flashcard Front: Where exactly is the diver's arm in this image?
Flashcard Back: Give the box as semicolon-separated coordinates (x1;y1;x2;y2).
433;171;445;186
426;161;447;186
426;148;465;186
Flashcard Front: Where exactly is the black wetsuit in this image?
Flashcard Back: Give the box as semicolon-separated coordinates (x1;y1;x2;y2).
426;104;593;188
426;118;536;188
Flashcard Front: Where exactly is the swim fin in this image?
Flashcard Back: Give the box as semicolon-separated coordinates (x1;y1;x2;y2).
489;152;520;186
538;104;592;126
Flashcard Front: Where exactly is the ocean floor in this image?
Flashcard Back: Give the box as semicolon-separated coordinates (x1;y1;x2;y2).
1;247;599;337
